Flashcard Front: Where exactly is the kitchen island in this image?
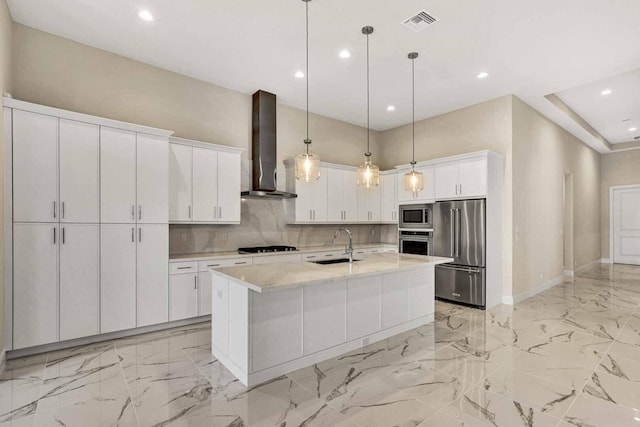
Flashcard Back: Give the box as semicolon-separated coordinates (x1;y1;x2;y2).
209;253;452;386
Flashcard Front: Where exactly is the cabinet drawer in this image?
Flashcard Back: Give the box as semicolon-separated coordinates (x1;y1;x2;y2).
169;261;198;274
198;257;252;271
302;251;339;261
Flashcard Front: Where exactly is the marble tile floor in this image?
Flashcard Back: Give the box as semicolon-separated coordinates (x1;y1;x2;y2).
1;263;640;426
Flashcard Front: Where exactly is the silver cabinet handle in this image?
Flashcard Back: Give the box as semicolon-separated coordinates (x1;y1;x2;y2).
131;205;135;220
219;206;222;219
61;202;65;219
53;227;56;244
138;227;142;242
188;205;192;219
53;201;57;219
131;227;135;243
459;184;462;195
62;227;65;244
234;261;248;265
177;266;192;270
194;275;197;290
207;264;221;268
138;205;142;221
310;210;312;220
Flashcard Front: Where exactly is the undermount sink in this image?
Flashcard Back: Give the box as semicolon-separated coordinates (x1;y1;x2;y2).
312;258;361;265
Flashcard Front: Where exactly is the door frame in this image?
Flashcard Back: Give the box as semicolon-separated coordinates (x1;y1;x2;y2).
609;184;640;264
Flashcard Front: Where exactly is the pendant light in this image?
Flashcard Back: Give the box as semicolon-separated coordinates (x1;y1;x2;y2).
294;0;321;182
404;52;424;192
357;26;380;188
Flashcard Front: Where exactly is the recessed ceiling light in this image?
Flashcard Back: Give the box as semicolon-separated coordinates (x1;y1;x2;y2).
476;71;489;79
339;49;351;59
294;70;305;79
601;89;612;96
138;9;154;22
629;127;638;132
387;105;396;112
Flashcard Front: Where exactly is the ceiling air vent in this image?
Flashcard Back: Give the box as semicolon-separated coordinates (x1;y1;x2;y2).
402;10;439;32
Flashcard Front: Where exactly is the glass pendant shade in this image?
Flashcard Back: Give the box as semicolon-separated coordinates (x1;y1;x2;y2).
404;168;424;192
357;156;380;188
294;150;321;182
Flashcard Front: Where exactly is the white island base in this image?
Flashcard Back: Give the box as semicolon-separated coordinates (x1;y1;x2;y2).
210;253;451;387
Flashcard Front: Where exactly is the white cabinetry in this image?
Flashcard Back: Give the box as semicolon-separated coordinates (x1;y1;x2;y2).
137;135;169;223
346;275;382;340
169;138;242;223
101;128;137;223
397;165;435;203
435;157;487;199
169;272;199;321
381;173;398;223
13;224;59;349
357;184;381;222
59;224;99;341
137;225;169;327
285;163;329;223
303;280;347;354
327;168;357;222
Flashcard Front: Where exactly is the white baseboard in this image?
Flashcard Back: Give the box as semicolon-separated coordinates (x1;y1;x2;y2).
600;258;612;264
564;270;574;277
502;274;565;306
0;350;6;375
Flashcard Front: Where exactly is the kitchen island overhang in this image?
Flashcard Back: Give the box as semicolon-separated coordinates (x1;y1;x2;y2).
210;253;453;387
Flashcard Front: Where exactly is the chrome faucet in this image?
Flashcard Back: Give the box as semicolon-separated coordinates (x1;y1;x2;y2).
331;227;354;263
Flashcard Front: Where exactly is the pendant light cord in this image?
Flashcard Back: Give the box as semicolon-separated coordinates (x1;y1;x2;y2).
366;31;370;156
305;0;310;154
412;55;415;166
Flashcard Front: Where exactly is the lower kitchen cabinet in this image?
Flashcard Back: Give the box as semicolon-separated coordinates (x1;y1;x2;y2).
169;273;199;321
13;223;59;349
59;224;99;341
101;224;137;333
198;271;212;316
137;225;169;327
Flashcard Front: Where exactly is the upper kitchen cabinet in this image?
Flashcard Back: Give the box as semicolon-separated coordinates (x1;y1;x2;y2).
327;167;358;222
380;172;398;223
397;165;435;203
102;128;169;223
435;156;487;200
13;111;99;223
169;138;243;224
357;183;381;222
284;161;328;223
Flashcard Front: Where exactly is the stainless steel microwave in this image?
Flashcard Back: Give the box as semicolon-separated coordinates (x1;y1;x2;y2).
399;203;433;229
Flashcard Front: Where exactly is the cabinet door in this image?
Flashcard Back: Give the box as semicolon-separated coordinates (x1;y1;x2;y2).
13;110;58;222
346;275;381;340
327;169;345;222
137;134;168;223
417;165;436;201
369;184;382;222
169;274;198;321
396;169;414;203
303;280;346;355
381;174;397;222
13;224;59;349
169;144;193;221
101;224;137;333
381;272;409;329
343;170;358;222
192;147;218;222
312;167;329;222
212;277;228;354
216;151;241;222
294;178;315;222
101;128;137;223
458;157;487;198
356;187;370;222
59;224;99;341
59;120;99;223
137;225;169;327
198;271;212;316
435;162;459;199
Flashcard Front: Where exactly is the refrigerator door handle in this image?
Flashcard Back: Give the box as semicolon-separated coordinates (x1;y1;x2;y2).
450;208;455;257
437;264;481;274
456;208;462;258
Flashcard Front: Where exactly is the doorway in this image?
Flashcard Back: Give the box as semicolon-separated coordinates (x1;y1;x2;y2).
563;173;574;274
611;185;640;265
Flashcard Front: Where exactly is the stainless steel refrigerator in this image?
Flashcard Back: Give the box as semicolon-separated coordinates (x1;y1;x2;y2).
433;199;486;308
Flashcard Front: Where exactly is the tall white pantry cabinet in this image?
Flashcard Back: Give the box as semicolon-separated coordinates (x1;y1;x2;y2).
4;99;172;350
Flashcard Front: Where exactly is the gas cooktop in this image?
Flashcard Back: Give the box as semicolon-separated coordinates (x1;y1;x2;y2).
238;245;298;254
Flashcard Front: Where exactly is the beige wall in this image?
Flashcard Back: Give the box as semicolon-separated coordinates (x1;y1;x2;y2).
600;150;640;259
0;0;12;356
12;24;380;167
379;96;514;297
512;97;600;295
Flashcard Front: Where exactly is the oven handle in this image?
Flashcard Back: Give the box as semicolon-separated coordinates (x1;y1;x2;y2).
437;264;481;274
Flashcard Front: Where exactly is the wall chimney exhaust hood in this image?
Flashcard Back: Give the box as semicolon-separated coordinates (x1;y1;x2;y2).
241;90;297;200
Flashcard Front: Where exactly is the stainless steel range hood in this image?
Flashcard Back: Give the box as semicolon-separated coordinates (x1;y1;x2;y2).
241;90;297;200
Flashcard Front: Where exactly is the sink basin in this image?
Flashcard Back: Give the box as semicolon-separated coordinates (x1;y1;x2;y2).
312;258;360;265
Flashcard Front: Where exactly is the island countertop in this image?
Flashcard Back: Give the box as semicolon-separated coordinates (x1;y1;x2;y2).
210;252;453;292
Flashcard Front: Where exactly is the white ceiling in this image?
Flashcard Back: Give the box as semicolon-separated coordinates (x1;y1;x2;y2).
7;0;640;152
557;69;640;144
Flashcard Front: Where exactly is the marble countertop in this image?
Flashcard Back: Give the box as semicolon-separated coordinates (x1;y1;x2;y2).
169;243;398;262
210;252;453;292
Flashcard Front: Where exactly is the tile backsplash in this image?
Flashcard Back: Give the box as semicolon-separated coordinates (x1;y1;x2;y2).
169;199;397;255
